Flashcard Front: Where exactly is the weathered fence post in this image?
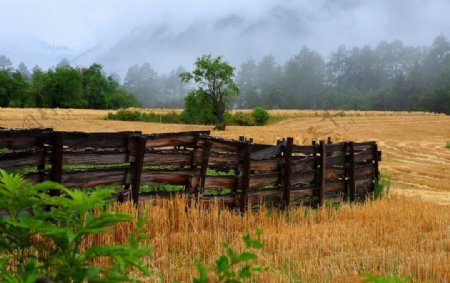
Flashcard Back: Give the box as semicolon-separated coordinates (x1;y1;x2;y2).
348;141;356;202
282;137;293;208
317;140;326;207
50;132;63;196
374;143;380;191
131;136;146;205
198;141;212;195
239;141;251;213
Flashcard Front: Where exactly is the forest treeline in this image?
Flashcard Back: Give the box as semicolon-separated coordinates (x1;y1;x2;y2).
0;59;138;109
1;35;449;114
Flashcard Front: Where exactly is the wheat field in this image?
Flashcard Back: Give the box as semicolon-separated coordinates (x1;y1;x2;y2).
1;108;449;282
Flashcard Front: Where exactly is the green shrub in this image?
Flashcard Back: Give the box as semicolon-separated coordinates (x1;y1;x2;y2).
251;107;270;126
371;174;392;200
181;90;216;125
0;169;152;282
106;109;183;124
193;229;269;283
446;141;450;149
232;112;255;126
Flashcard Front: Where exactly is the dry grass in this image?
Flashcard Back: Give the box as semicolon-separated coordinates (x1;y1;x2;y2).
96;195;449;282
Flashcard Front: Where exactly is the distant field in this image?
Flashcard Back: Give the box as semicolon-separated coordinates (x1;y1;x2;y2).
1;107;449;204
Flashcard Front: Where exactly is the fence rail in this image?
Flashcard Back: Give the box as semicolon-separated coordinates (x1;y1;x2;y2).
0;128;381;210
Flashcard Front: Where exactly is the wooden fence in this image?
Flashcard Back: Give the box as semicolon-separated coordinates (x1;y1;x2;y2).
0;128;381;211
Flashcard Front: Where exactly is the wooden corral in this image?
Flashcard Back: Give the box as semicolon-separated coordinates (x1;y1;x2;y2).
0;128;381;211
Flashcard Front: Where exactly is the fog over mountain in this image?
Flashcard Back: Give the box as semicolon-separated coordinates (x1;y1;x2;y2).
2;0;450;74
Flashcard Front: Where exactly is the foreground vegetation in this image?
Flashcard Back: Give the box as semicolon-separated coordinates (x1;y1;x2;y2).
1;169;448;282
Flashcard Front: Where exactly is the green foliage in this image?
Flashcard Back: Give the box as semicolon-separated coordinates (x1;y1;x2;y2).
180;55;239;130
232;112;255;126
363;273;413;283
107;109;183;124
251;107;270;125
371;174;392;200
446;141;450;149
193;229;269;283
0;169;152;282
181;90;216;125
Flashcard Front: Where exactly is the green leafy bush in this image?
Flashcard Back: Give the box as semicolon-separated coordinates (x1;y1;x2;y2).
446;141;450;149
371;174;392;200
251;107;270;126
193;229;269;283
107;109;183;124
232;112;255;126
0;169;152;282
181;90;216;125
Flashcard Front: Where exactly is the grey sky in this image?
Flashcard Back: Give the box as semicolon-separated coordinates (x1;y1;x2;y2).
1;0;450;72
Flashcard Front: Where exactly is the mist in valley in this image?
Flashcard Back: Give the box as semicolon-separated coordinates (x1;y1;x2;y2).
1;0;450;113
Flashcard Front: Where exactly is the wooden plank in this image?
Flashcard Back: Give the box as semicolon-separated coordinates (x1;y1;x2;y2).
146;134;195;148
324;167;346;180
249;173;279;189
291;144;316;155
61;167;128;188
355;164;375;178
0;151;44;170
353;141;376;150
143;151;192;166
291;156;316;172
354;150;376;163
290;187;315;201
326;142;346;153
140;169;197;185
60;131;139;149
204;176;237;189
324;180;346;193
250;143;275;153
0;128;50;149
208;136;244;153
239;142;251;212
131;136;146;204
207;152;239;168
50;132;63;196
62;150;129;165
251;145;283;160
318;141;326;206
327;155;346;167
248;189;281;205
291;170;316;185
249;159;279;172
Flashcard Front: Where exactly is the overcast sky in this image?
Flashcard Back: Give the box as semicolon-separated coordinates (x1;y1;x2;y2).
1;0;450;72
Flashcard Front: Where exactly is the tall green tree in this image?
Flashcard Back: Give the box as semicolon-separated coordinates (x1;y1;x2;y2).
43;65;86;108
82;63;109;109
31;66;46;107
179;55;239;130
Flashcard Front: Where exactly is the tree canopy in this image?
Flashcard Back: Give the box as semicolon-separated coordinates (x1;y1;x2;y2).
179;55;239;130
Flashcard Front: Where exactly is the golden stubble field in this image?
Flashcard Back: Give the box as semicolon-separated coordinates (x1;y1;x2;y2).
1;107;449;282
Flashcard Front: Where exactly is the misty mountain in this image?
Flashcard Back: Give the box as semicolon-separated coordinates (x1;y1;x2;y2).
73;4;311;74
0;34;74;69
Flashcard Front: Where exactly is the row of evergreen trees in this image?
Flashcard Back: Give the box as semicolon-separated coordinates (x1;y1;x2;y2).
234;35;450;114
0;58;138;109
